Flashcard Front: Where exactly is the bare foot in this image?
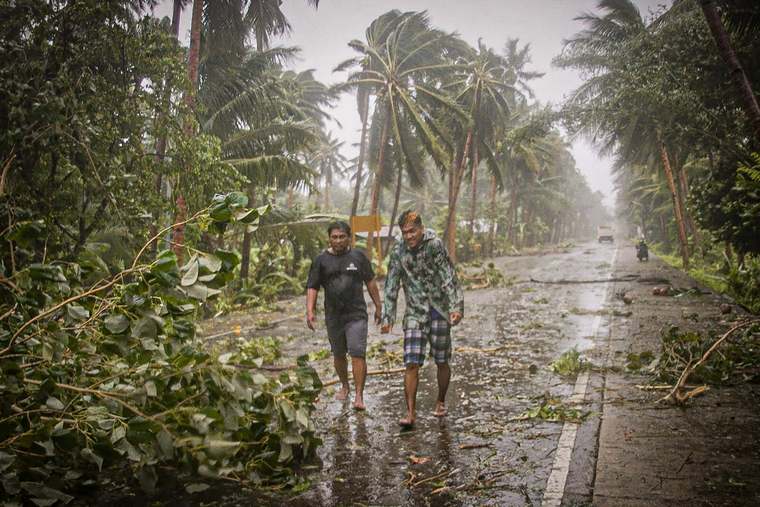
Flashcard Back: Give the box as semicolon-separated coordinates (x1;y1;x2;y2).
336;386;349;401
398;416;415;428
353;398;366;411
433;402;447;417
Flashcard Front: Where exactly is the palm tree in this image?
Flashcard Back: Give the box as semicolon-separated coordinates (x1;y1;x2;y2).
440;40;514;260
309;133;348;210
339;11;463;261
334;10;407;217
555;0;691;267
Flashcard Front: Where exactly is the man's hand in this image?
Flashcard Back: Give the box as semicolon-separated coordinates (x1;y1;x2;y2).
449;312;463;326
374;309;382;325
380;323;392;334
306;311;316;331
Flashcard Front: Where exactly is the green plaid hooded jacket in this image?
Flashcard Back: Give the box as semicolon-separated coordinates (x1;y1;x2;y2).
381;230;464;329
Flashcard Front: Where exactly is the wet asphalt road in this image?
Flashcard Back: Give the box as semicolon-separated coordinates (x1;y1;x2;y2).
269;240;620;506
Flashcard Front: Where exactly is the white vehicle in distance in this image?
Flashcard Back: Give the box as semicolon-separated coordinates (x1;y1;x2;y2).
597;225;614;243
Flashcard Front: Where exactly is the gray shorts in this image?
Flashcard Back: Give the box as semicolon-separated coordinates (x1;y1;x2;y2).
325;318;368;358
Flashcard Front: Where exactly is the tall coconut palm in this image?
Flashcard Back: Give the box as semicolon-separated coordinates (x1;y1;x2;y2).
338;11;464;261
441;40;515;260
334;10;408;217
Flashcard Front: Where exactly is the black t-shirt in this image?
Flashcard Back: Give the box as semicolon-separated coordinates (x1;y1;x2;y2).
306;248;374;321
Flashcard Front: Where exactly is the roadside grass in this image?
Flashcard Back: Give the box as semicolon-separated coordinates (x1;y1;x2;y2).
654;249;728;294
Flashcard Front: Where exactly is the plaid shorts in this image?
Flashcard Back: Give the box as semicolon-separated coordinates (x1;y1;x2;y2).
403;318;451;366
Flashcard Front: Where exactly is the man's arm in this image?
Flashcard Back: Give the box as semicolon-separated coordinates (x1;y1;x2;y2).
306;288;318;330
380;249;401;333
366;278;382;325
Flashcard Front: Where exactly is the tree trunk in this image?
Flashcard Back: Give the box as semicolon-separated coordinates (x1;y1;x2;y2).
172;0;202;264
676;164;702;249
487;175;497;256
351;91;370;217
386;166;404;257
700;0;760;145
367;105;390;263
659;141;690;269
239;186;256;284
152;1;182;256
323;170;331;210
507;172;518;246
444;129;472;261
468;136;479;236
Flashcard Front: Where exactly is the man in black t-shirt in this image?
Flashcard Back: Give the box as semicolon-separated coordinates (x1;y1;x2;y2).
306;221;381;410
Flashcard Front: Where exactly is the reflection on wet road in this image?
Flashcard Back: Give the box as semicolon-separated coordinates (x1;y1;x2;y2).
289;241;618;506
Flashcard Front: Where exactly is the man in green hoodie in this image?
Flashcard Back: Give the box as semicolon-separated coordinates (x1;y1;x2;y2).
381;210;464;427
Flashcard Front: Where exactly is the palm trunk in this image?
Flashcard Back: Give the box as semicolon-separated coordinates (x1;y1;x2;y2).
444;129;472;261
676;164;702;248
659;141;690;269
172;0;202;264
487;175;497;256
467;136;479;237
323;171;331;210
507;172;518;245
700;0;760;144
386;166;404;256
351;91;371;216
368;105;391;263
239;186;256;284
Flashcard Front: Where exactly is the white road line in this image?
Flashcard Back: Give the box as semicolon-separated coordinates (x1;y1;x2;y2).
542;246;618;507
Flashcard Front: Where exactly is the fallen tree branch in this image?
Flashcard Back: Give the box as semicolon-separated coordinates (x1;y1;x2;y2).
530;274;639;284
660;319;758;405
322;367;406;387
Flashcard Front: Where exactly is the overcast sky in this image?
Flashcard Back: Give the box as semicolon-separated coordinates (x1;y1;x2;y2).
154;0;669;207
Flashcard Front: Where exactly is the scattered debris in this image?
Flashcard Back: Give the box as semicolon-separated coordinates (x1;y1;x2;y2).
550;348;591;376
720;303;732;314
511;395;590;423
660;320;760;405
409;455;431;465
459;263;511;289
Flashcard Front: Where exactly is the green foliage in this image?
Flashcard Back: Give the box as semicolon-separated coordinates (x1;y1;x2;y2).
550;348;591;377
235;336;282;365
513;395;590;423
725;257;760;315
0;195;322;502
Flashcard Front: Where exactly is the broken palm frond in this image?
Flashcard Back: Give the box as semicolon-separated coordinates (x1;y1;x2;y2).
511;395;590;423
660;319;759;405
322;367;406;387
550;348;591;376
530;274;639;284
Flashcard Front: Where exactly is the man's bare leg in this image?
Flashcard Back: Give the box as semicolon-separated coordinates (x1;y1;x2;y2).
333;355;350;400
351;356;367;410
400;364;419;426
433;363;450;416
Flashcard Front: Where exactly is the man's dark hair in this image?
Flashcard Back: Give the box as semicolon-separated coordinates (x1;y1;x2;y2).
398;210;422;228
327;221;351;236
